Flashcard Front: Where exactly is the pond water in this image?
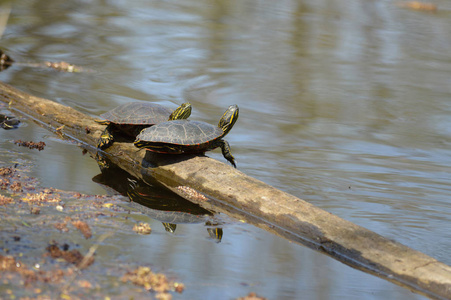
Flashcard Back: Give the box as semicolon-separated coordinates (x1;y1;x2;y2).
1;0;451;299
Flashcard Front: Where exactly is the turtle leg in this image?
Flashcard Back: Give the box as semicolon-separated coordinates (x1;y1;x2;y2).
207;227;223;242
162;223;177;233
206;221;223;243
98;124;115;149
217;139;236;168
94;151;110;171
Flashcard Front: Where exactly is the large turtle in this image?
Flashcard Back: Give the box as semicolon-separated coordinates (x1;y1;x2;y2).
134;104;239;167
95;102;191;149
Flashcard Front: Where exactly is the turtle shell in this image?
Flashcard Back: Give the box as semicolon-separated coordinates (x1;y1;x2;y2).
135;120;224;153
100;102;172;125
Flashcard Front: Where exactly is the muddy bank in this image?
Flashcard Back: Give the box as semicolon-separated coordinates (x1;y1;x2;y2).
0;163;187;299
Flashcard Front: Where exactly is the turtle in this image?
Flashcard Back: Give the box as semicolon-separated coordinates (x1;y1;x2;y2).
0;113;20;129
95;101;191;149
134;104;239;167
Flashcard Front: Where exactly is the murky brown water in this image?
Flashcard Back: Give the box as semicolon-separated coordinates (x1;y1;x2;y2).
1;0;451;299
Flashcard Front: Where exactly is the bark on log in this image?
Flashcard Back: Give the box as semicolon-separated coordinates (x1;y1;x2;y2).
1;81;451;299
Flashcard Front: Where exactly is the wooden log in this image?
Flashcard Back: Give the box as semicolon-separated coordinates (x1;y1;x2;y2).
1;81;450;299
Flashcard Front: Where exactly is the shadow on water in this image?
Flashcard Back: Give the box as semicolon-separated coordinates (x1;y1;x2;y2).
92;155;223;242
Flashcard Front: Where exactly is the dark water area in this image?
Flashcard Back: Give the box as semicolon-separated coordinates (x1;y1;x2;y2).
1;0;451;299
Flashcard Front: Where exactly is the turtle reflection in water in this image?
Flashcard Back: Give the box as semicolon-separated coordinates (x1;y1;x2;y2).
127;179;223;242
95;102;191;150
92;158;223;242
0;114;20;129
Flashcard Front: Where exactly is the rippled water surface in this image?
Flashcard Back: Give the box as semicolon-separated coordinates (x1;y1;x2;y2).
1;0;451;299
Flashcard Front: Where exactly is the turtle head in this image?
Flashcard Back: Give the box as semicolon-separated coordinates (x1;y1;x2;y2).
169;102;191;121
218;105;239;136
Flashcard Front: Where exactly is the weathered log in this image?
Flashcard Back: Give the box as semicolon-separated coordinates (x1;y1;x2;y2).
1;81;450;299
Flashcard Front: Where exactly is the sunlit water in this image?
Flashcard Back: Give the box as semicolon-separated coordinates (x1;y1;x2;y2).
1;0;451;299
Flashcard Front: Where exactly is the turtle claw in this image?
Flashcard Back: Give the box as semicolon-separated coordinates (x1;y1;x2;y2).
228;157;236;168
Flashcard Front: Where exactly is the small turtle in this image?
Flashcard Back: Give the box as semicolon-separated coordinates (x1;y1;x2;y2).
134;105;239;167
0;114;20;129
95;102;191;149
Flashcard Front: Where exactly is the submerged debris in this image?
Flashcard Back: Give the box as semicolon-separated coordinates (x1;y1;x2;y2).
55;125;65;134
54;222;69;232
0;254;66;287
10;181;23;192
14;140;46;151
133;222;152;235
30;207;40;214
0;194;13;205
0;49;91;73
0;165;40;194
44;61;83;72
0;178;10;189
236;292;268;300
0;166;14;176
121;266;184;296
0;254;18;271
22;191;61;205
396;1;437;11
46;244;94;269
72;220;92;239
